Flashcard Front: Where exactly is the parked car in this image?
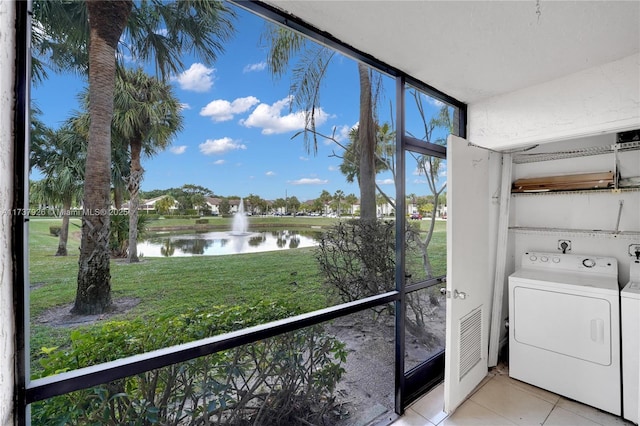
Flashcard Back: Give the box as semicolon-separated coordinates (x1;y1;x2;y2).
410;212;422;220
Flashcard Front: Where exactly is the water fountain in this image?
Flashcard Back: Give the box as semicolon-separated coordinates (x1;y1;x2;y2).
138;198;319;256
230;197;249;235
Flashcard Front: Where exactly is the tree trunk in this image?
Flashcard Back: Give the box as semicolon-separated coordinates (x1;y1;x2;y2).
73;1;132;315
127;138;142;263
113;181;126;256
357;63;377;221
113;184;124;210
55;195;72;256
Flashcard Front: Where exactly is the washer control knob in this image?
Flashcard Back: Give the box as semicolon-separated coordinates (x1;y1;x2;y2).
541;256;549;262
582;258;596;268
552;257;560;263
529;255;537;261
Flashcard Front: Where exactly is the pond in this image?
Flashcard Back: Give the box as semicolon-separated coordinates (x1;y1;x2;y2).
137;229;321;257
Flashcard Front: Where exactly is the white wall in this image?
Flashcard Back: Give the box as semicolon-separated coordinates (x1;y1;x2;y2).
468;53;640;150
0;2;15;423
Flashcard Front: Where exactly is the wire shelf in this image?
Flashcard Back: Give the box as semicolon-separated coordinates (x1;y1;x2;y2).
509;226;640;240
512;141;640;164
511;187;640;196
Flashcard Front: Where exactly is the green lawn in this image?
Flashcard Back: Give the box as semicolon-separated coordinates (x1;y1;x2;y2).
28;216;446;369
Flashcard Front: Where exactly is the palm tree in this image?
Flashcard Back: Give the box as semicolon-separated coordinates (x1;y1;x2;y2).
34;123;86;256
111;136;130;212
155;195;176;215
333;190;345;216
345;193;358;217
318;190;332;216
112;68;183;263
33;0;236;314
70;106;132;256
64;102;131;214
68;1;132;314
339;122;396;206
264;27;379;220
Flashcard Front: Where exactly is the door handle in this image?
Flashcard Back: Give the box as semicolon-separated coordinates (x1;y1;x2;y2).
590;318;604;343
440;288;468;299
453;289;468;300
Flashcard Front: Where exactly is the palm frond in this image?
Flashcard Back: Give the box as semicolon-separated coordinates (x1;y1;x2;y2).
32;0;89;75
290;46;335;154
126;0;236;80
263;25;307;79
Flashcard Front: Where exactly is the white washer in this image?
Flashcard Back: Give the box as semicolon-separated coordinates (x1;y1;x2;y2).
509;251;621;416
622;260;640;424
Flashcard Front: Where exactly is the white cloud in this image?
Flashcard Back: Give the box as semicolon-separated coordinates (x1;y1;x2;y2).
424;95;445;108
240;96;329;135
376;178;395;185
332;124;355;144
199;137;247;155
173;63;215;92
243;62;267;73
200;96;260;122
213;159;225;165
180;103;191;110
266;171;276;176
170;145;187;154
299;156;309;161
289;178;329;185
328;165;338;171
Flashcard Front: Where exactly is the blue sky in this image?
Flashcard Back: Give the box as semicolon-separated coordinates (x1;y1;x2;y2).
31;3;448;203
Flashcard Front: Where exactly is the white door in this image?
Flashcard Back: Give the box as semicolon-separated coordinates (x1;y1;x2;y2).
444;135;493;413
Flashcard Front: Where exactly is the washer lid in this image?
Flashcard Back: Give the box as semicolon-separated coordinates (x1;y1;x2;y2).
510;269;620;296
622;281;640;300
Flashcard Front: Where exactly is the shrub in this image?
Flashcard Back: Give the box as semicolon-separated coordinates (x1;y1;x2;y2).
32;302;346;425
49;226;61;237
316;219;441;345
109;214;151;257
194;218;209;224
316;219;396;302
139;213;161;220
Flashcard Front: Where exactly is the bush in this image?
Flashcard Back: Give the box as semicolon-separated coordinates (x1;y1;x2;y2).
317;219;442;345
139;213;161;220
109;214;151;257
32;302;346;425
49;226;61;237
316;219;396;302
194;218;209;224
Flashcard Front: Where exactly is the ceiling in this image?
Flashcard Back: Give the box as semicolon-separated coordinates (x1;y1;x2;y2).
263;1;640;104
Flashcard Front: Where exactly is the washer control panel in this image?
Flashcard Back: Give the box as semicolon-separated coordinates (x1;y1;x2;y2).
522;251;618;276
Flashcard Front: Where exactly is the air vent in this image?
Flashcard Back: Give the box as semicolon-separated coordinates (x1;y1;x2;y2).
459;306;482;381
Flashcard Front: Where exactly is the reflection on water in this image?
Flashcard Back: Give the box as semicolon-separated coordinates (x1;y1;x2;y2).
138;229;318;257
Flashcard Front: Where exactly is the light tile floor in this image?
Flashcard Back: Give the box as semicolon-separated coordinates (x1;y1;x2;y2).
393;365;633;426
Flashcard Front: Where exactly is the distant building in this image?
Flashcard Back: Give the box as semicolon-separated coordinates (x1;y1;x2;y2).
121;195;179;213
